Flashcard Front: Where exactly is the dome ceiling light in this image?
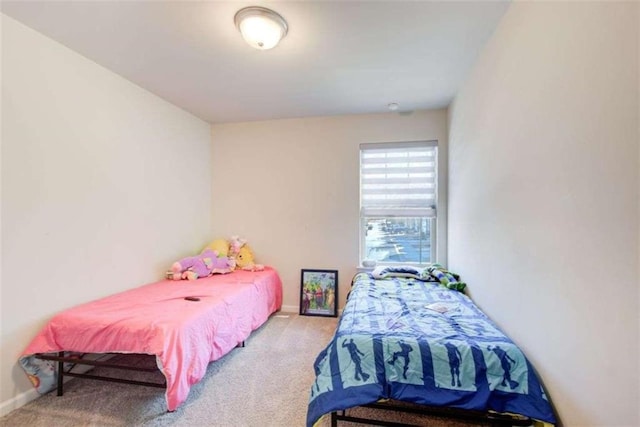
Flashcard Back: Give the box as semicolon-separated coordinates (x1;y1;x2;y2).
234;6;288;50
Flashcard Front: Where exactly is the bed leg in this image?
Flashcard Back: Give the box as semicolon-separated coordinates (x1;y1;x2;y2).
237;341;245;348
331;411;337;427
56;351;64;396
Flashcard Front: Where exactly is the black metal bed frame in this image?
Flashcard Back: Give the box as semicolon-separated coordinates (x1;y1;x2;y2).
36;352;166;397
36;340;246;399
330;400;533;427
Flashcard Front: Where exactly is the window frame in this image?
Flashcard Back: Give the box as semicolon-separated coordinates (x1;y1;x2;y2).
359;140;439;267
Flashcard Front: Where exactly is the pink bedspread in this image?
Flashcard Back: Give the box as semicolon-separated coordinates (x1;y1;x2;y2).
19;267;283;410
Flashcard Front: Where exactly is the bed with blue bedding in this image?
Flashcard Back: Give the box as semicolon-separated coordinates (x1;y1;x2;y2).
307;271;556;426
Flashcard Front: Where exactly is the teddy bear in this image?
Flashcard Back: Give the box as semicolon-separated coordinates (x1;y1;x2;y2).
168;248;235;281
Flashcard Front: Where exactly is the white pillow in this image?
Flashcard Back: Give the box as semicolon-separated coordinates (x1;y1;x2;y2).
371;265;422;280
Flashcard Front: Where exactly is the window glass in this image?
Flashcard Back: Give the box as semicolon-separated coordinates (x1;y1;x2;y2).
364;217;432;264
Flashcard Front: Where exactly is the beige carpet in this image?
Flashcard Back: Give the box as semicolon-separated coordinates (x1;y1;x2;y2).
0;314;487;427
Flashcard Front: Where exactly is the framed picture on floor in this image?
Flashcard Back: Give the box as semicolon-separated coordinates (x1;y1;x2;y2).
300;269;338;317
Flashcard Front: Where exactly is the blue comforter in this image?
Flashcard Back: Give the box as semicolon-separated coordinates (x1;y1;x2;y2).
307;273;555;426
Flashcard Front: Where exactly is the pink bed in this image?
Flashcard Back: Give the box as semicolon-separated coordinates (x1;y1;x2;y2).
19;267;283;411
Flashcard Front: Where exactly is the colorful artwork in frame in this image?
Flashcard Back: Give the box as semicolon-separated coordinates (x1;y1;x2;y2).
300;269;338;317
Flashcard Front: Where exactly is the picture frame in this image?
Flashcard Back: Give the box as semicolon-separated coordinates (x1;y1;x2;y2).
299;269;338;317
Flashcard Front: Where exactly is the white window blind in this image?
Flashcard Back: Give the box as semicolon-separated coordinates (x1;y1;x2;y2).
360;141;437;217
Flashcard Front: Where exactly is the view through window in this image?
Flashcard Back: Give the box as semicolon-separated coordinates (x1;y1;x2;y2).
364;217;432;264
360;141;437;265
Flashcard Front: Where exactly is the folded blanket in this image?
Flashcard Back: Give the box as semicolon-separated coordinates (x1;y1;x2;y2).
425;263;467;292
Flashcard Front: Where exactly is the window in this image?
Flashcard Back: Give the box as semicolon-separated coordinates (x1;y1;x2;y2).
360;141;437;265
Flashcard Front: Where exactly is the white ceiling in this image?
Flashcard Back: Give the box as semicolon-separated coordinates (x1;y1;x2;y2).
1;1;509;124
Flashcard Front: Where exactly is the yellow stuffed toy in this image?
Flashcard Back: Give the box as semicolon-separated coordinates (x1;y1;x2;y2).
204;238;230;257
229;235;264;271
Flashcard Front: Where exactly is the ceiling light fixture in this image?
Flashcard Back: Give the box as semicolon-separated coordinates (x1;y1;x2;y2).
388;103;399;111
234;6;288;50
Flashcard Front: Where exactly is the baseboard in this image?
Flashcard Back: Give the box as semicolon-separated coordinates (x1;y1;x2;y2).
279;304;299;314
0;387;40;417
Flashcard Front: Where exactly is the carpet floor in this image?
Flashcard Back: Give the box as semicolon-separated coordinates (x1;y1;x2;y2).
0;313;487;427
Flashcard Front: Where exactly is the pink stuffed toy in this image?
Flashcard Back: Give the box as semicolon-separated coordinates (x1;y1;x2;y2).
169;249;234;281
228;235;247;259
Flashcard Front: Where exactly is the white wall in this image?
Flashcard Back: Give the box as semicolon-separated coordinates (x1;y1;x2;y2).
0;14;212;413
210;110;448;311
448;2;638;426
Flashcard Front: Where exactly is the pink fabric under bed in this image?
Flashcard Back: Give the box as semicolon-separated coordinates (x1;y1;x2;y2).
19;267;283;411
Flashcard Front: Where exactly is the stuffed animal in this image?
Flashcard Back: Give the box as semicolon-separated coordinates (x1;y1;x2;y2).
204;238;230;257
169;248;234;281
235;244;264;272
228;235;247;259
225;235;264;271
